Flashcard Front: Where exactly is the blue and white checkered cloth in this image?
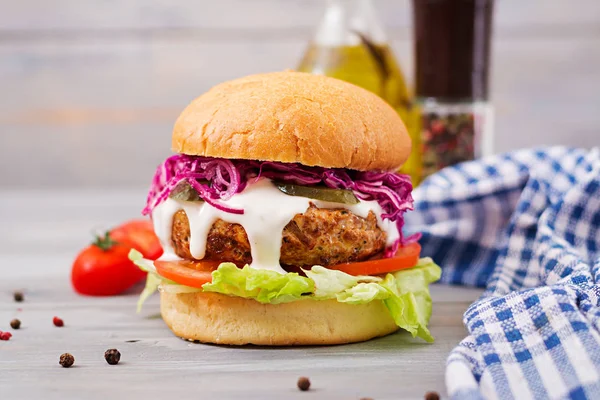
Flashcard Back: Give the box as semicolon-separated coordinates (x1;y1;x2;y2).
405;146;600;400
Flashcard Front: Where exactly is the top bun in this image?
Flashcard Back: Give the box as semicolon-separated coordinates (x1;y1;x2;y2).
172;71;411;171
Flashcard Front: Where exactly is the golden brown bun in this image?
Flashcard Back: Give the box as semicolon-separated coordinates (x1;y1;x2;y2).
172;71;411;171
160;291;399;346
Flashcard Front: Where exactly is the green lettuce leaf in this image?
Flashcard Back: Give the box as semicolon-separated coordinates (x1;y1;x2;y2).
137;272;161;313
129;249;161;313
305;259;441;342
128;249;442;342
130;249;157;273
379;257;441;343
304;266;382;298
392;257;441;328
335;281;390;304
202;263;314;304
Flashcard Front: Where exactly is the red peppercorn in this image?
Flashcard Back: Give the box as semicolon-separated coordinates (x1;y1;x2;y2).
53;317;64;327
0;332;12;341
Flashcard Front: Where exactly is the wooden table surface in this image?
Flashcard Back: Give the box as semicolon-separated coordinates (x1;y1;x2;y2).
0;190;483;399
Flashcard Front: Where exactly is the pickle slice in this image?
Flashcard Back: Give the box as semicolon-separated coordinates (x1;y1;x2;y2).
169;181;204;202
275;182;359;204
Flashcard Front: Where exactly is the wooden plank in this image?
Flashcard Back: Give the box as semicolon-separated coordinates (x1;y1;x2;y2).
1;35;598;188
0;41;306;112
0;2;598;189
491;36;600;151
1;0;599;34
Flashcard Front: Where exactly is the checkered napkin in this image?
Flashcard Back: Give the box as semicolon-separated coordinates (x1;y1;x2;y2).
405;146;600;400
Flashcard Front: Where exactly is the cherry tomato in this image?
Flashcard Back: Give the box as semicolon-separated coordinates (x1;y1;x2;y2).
110;220;163;260
71;219;163;296
328;242;421;276
154;259;221;288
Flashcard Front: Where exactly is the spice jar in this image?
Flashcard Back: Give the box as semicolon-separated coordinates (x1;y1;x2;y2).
413;0;495;181
297;0;421;184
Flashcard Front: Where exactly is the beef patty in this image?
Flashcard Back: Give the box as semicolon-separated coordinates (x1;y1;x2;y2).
170;204;386;267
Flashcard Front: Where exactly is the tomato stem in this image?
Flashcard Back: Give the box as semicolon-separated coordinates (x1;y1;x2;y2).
93;231;119;251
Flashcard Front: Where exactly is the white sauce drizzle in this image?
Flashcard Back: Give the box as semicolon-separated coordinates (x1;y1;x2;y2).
152;197;182;261
152;178;399;274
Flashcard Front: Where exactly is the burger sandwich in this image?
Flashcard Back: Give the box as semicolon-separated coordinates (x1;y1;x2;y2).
131;71;441;346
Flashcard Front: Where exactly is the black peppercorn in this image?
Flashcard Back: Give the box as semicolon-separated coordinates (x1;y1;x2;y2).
59;353;75;368
104;348;121;365
13;291;24;302
297;376;311;391
424;391;440;400
10;319;21;329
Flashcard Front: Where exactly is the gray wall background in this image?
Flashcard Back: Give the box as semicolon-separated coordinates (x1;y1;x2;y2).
1;0;599;189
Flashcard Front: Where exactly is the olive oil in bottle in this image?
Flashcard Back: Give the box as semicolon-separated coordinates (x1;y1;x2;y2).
297;0;421;185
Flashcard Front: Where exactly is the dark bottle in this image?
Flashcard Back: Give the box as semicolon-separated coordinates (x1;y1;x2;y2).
413;0;495;180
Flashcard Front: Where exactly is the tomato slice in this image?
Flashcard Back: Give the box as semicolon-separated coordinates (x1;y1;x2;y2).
154;259;221;288
154;243;421;286
328;242;421;276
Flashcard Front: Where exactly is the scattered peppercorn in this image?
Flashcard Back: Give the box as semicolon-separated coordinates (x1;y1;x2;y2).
53;316;64;327
104;349;121;365
59;353;75;368
0;332;12;341
424;391;440;400
10;319;21;330
297;377;311;391
13;291;24;302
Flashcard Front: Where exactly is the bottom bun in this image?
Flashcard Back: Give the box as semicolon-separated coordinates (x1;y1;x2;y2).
160;291;399;346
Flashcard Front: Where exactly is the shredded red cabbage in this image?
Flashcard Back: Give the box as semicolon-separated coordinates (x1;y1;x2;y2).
143;155;420;253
